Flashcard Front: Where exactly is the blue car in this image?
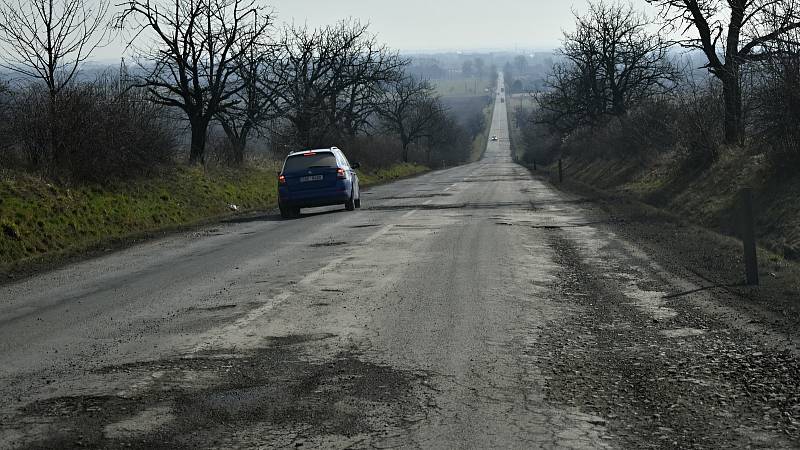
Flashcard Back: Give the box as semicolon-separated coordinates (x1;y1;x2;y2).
277;147;361;218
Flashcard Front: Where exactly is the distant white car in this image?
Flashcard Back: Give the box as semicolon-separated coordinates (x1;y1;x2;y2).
491;135;498;141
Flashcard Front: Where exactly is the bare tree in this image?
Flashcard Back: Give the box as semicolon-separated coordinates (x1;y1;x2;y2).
514;55;529;73
645;0;800;145
473;57;485;78
263;20;403;149
0;0;109;102
262;23;351;148
538;1;678;132
215;24;275;165
752;26;800;166
0;0;108;171
378;76;443;163
117;0;271;164
462;59;474;77
329;33;406;138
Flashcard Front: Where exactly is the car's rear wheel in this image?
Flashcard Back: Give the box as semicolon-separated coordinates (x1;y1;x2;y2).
279;203;291;219
279;203;300;219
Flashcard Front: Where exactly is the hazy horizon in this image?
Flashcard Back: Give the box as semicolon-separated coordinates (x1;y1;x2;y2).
87;0;654;61
264;0;607;53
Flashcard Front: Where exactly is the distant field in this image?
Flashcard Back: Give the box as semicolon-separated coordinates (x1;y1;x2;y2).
506;93;537;161
506;93;538;120
441;95;491;128
433;78;494;97
439;95;493;162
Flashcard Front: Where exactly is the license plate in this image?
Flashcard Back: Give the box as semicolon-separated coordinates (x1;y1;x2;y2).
299;175;323;182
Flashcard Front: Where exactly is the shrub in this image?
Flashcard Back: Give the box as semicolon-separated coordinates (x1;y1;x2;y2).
672;78;724;169
5;74;176;183
752;53;800;173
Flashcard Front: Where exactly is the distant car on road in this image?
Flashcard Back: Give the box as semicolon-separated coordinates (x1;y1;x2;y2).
491;135;498;141
277;147;361;219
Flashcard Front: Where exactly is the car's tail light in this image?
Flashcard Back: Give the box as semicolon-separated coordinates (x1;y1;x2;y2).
278;174;286;185
303;151;316;156
337;168;346;179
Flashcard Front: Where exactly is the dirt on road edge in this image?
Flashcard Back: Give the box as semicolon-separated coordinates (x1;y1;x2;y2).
532;167;800;345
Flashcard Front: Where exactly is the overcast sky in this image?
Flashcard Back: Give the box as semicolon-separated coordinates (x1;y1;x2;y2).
96;0;661;61
265;0;595;53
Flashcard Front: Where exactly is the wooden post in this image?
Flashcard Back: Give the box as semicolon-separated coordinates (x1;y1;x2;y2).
533;159;537;171
558;158;563;183
740;188;759;285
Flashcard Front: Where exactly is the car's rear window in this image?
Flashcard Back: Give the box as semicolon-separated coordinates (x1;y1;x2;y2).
283;153;338;172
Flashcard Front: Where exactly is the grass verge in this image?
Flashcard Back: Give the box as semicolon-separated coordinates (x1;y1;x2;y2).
357;163;428;186
548;148;800;261
0;162;428;277
470;101;495;161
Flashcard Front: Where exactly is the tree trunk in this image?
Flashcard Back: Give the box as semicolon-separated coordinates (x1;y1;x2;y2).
221;121;248;166
401;142;410;163
231;140;245;165
48;91;58;175
233;127;250;165
723;4;745;146
189;118;208;165
721;68;744;146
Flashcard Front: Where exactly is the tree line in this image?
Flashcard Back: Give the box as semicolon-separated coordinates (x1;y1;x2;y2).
527;0;800;170
0;0;478;182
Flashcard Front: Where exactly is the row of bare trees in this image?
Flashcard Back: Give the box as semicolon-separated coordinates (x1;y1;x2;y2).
534;0;800;167
119;0;453;165
646;0;800;145
538;1;680;133
0;0;463;180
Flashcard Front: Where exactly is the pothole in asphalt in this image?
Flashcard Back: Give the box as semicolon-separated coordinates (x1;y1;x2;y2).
103;405;174;440
376;193;454;200
309;241;348;248
190;304;238;312
265;333;338;347
392;224;441;229
460;177;531;182
660;328;706;338
12;346;426;449
366;201;536;211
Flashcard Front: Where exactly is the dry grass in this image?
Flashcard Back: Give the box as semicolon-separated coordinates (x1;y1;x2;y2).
0;162;428;271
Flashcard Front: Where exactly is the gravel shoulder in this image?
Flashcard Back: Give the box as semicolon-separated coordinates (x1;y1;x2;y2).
543;174;800;345
529;172;800;448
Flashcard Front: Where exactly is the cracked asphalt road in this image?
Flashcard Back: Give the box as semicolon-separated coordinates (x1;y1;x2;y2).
2;77;800;449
